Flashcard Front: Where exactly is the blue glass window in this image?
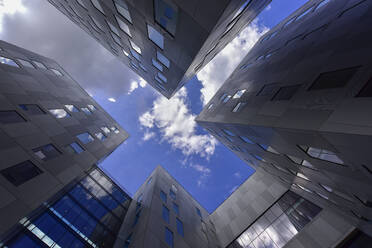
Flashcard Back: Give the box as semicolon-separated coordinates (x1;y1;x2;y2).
19;104;45;115
156;51;170;68
131;48;141;61
240;136;254;144
223;129;235;137
77;132;94;144
154;0;178;36
173;202;179;215
64;104;79;112
196;207;202;218
165;227;173;248
169;189;176;200
66;142;84;154
147;24;164;49
162;205;170;223
132;209;141;227
176;218;184;236
152;58;163;71
160;190;167;203
0;56;19;67
32;144;61;161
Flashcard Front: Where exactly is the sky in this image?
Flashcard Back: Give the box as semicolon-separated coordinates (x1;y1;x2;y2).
0;0;308;213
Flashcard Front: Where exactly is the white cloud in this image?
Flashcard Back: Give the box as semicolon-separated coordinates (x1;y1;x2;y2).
197;21;269;106
108;97;116;102
265;4;272;11
0;0;26;33
139;87;218;158
128;77;147;95
234;172;241;178
189;163;212;187
143;131;155;141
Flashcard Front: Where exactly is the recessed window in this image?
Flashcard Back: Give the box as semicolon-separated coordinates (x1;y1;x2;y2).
231;0;250;20
165;227;173;248
259;144;280;154
223;129;235;137
160;190;167;203
169;189;176;200
110;126;120;133
173;202;179;215
157;72;167;83
357;77;372;97
0;160;42;186
87;105;96;111
256;55;265;61
130;60;139;70
152;58;163;71
0;110;26;124
130;48;141;61
132;209;141;227
90;0;105;14
162;205;170;223
147;177;152;185
77;132;94;144
147;24;164;49
90;16;103;30
64;105;79;112
314;0;330;11
283;17;296;28
95;132;107;141
239;136;254;144
294;183;313;193
33;144;61;161
309;67;359;90
130;40;141;54
304;146;344;165
101;126;110;134
0;56;19;67
50;68;63;76
107;21;120;36
81;107;92;115
17;59;35;68
65;142;84;154
49;109;70;119
139;63;147;72
296;6;314;21
233;89;246;99
154;0;178;36
32;61;47;69
176;218;184;236
287;154;302;164
222;95;231;103
240;63;253;70
296;172;310;181
114;0;132;23
271;84;301;101
232;102;246;113
156;51;170;68
252;154;264;161
196;207;202;218
257;83;279;96
112;32;122;46
76;0;87;8
155;76;165;87
19;104;45;115
115;16;131;37
207;103;214;110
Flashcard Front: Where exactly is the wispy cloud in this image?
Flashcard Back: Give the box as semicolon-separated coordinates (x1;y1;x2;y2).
108;97;116;102
139;87;217;158
189;163;212;187
197;21;269;106
142;131;155;141
0;0;26;33
234;172;242;178
128;77;147;95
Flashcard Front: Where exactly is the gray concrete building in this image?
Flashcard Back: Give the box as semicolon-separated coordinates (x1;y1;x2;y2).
46;0;271;98
0;40;128;239
197;0;372;238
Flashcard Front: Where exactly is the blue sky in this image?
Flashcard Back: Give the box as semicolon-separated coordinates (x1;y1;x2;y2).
0;0;308;213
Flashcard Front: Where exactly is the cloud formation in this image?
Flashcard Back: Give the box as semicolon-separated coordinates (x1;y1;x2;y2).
128;77;147;95
197;21;269;106
139;88;218;158
142;131;155;141
108;98;116;102
189;163;212;187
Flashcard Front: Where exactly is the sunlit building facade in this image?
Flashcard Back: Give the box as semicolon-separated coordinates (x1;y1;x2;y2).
47;0;271;98
197;0;372;238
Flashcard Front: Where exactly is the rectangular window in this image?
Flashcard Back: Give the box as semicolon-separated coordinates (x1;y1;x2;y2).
0;110;26;124
19;104;45;115
271;84;301;101
49;109;70;119
81;107;92;115
18;58;35;68
169;189;176;200
101;126;110;134
357;77;372;97
114;0;132;23
0;56;19;67
232;102;246;113
147;24;164;49
77;132;94;144
64;105;79;112
152;58;163;71
173;202;179;215
1;160;42;186
165;227;173;248
132;210;141;227
157;51;170;68
65;142;84;154
196;207;202;218
308;66;359;90
162;205;170;223
160;190;167;203
223;129;235;137
95;132;106;141
157;72;167;83
257;83;279;96
32;61;47;69
154;0;178;36
33;144;61;161
233;89;246;99
176;218;184;236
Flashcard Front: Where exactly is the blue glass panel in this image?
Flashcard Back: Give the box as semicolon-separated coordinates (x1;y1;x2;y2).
70;142;84;154
164;6;173;19
173;202;179;215
6;232;42;248
176;218;184;236
165;227;173;248
162;205;170;223
160;190;167;203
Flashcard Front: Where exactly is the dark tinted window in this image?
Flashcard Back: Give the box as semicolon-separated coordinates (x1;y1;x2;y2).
173;202;179;215
176;218;184;236
0;111;26;124
32;144;61;161
309;67;359;90
272;84;301;101
257;83;279;96
165;227;173;248
154;0;178;36
0;160;42;186
162;205;170;223
357;77;372;97
19;104;45;115
65;142;84;154
160;190;167;203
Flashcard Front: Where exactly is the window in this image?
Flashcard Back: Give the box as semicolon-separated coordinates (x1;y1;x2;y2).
222;95;231;103
259;144;280;154
309;67;359;90
162;205;170;223
0;110;26;124
157;51;170;68
147;177;152;185
122;48;129;57
147;24;164;49
65;142;84;154
252;154;264;161
296;6;314;21
169;189;176;200
240;136;254;144
132;209;141;227
95;132;106;141
130;60;139;70
283;17;296;28
160;190;167;203
124;233;132;248
157;72;167;83
32;61;47;69
314;0;330;11
296;172;310;181
207;103;214;110
152;58;163;71
240;63;253;70
257;83;279;96
196;207;202;218
271;85;301;101
81;107;92;115
90;0;105;14
64;105;79;112
114;0;132;23
115;15;131;37
107;21;120;36
33;144;61;161
232;102;246;113
223;129;235;137
101;126;110;134
110;126;120;134
1;160;42;186
233;89;246;99
49;109;70;119
90;16;103;30
165;227;173;248
173;202;179;215
139;63;147;72
50;68;63;76
19;104;45;115
357;77;372;97
77;132;94;144
154;0;178;36
130;48;141;61
176;218;184;236
129;40;141;54
87;105;96;111
76;0;87;8
18;58;35;68
0;56;19;67
304;146;344;165
231;0;250;20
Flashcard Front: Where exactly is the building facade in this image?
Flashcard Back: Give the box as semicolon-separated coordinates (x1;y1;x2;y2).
46;0;271;98
197;0;372;237
0;40;128;239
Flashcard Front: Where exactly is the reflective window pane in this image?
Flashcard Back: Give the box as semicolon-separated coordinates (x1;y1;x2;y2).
157;51;170;68
147;24;164;49
77;132;94;144
0;160;42;186
32;144;61;161
49;109;70;119
65;104;79;112
0;56;19;67
19;104;45;115
18;58;35;68
32;61;47;69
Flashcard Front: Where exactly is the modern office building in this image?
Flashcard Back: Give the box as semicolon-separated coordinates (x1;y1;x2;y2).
0;40;129;240
197;0;372;238
46;0;271;98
